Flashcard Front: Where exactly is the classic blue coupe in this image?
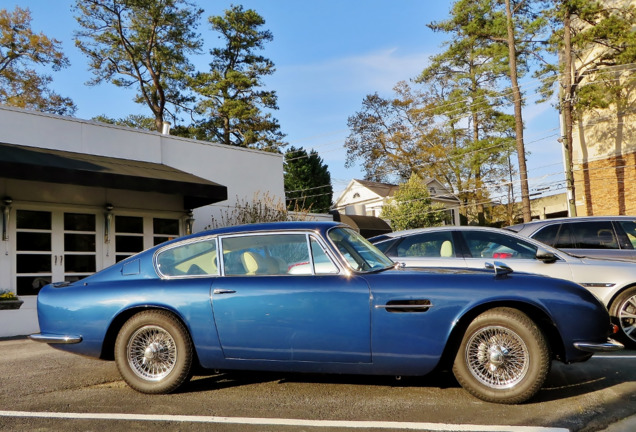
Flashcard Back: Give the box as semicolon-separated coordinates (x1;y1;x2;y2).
30;221;623;404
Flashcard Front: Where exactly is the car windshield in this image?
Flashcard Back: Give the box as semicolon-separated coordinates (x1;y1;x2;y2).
328;227;395;272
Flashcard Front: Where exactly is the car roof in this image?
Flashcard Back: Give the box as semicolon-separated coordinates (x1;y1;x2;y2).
188;221;346;238
376;225;513;239
507;216;636;232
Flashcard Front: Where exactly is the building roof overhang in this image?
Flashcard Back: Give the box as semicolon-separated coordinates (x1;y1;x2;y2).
0;143;227;209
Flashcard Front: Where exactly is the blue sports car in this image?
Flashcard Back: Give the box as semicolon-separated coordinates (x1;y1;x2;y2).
30;221;622;404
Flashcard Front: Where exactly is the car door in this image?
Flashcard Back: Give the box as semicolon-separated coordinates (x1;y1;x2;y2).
459;230;574;281
211;232;372;363
384;230;464;268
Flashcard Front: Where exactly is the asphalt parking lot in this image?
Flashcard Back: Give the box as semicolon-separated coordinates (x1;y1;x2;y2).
0;337;635;432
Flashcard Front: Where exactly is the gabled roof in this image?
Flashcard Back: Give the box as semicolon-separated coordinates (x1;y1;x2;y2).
354;179;400;198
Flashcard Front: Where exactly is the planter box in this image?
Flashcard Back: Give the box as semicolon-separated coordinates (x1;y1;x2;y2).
0;300;24;310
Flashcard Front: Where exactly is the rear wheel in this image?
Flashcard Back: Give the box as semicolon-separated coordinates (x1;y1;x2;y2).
115;310;193;394
610;287;636;348
453;307;550;404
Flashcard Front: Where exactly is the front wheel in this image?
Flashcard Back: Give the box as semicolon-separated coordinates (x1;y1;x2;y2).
453;308;550;404
115;310;193;394
610;287;636;348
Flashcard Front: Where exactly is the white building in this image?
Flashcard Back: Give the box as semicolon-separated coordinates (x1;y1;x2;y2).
0;106;284;337
333;179;461;226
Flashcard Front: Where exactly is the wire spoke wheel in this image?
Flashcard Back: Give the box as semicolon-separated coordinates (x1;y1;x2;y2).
127;325;178;381
115;310;193;394
453;307;550;404
465;325;529;389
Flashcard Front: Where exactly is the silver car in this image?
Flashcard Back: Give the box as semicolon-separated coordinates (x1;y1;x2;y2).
370;226;636;347
506;216;636;262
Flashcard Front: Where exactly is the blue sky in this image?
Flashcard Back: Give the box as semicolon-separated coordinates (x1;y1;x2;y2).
15;0;564;200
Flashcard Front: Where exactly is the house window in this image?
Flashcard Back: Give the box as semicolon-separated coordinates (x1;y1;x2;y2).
15;210;96;296
352;193;360;199
115;216;144;262
153;218;180;246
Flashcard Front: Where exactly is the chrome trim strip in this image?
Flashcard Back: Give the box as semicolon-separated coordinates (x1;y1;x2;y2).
574;339;624;353
579;283;616;288
375;304;433;309
29;333;82;344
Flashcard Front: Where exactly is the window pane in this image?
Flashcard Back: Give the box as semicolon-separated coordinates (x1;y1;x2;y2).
396;231;454;257
17;276;50;296
617;221;636;249
154;218;179;235
462;231;537;259
568;222;617;249
17;232;51;251
116;216;143;233
16;210;50;230
64;213;95;231
532;225;560;247
157;239;217;276
310;237;338;274
65;233;95;252
223;234;310;276
17;254;51;273
116;235;144;253
64;255;96;273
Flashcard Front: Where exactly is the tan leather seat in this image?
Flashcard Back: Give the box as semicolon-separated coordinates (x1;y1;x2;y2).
241;251;265;275
440;240;453;257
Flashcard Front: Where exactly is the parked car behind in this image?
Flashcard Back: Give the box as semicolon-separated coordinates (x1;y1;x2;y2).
30;221;621;404
506;216;636;262
370;226;636;347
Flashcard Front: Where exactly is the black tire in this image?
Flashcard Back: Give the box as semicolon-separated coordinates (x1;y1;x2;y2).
115;310;193;394
452;307;551;404
610;287;636;348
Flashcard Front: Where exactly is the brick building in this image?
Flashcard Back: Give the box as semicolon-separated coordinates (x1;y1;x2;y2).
570;1;636;215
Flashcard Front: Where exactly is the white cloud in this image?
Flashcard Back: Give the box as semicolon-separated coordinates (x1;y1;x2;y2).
275;48;433;97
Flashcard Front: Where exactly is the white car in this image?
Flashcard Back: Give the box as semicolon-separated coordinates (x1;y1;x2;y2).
370;226;636;347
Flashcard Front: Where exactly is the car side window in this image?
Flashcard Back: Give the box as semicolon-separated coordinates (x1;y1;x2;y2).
567;221;617;249
221;233;338;276
310;237;339;274
156;239;218;277
396;231;454;258
532;224;560;247
461;231;537;260
616;221;636;249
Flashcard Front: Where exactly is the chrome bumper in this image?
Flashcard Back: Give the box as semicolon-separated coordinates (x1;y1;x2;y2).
29;333;82;344
574;338;624;353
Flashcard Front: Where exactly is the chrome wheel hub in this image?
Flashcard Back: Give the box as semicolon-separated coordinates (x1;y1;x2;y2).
466;326;529;389
127;325;177;381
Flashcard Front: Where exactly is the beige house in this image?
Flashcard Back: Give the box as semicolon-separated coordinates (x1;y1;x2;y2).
332;179;461;226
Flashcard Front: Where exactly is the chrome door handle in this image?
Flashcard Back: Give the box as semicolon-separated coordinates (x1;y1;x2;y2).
213;289;236;295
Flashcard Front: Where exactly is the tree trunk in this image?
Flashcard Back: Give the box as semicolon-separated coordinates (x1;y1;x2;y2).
504;0;531;223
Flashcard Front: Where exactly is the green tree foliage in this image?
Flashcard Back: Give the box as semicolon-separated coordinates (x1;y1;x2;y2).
92;114;156;130
190;5;284;151
0;6;75;115
420;0;517;225
73;0;203;132
345;81;445;183
284;147;333;213
381;174;448;231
